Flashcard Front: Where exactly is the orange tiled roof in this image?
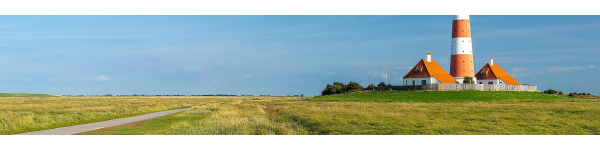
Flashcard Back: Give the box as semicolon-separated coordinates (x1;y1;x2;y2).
403;59;458;83
474;63;520;85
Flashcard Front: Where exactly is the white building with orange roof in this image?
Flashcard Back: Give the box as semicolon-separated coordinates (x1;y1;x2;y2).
474;57;521;85
402;53;458;85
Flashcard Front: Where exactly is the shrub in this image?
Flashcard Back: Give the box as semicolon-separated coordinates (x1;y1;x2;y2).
377;82;386;88
543;89;558;94
366;84;376;90
568;93;574;96
558;91;564;95
347;81;363;92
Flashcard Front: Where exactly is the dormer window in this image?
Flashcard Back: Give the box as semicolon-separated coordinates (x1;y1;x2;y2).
414;65;423;73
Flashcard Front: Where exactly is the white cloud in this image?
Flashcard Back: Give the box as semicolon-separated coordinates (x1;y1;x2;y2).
510;67;532;77
587;65;596;69
241;73;265;79
94;75;111;81
242;74;253;78
393;66;413;71
177;66;201;71
546;66;586;72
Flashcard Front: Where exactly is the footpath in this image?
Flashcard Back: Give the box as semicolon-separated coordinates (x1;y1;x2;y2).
15;108;190;135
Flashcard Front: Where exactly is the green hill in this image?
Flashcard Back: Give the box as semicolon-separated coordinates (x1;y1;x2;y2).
311;91;571;102
0;93;58;97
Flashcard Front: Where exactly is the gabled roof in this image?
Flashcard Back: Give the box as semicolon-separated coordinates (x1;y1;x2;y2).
474;63;520;85
403;59;458;83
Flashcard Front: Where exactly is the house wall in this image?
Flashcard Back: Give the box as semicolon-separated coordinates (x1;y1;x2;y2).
380;84;537;91
403;77;440;86
477;79;507;85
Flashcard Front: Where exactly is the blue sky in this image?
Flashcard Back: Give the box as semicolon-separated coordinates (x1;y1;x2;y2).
0;15;598;96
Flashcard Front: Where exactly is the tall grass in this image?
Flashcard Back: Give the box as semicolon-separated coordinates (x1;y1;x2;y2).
6;92;600;135
0;96;205;134
262;100;600;134
145;97;308;135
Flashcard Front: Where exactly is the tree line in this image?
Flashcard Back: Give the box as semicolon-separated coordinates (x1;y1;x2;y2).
321;81;390;95
542;89;592;96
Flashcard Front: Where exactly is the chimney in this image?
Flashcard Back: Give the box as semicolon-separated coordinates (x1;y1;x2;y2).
426;52;431;62
490;57;494;66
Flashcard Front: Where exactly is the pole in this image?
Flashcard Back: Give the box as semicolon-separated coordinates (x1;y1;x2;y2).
385;70;388;85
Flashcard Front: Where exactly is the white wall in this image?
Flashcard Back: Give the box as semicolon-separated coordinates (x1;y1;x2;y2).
403;77;440;85
454;77;477;84
477;79;507;85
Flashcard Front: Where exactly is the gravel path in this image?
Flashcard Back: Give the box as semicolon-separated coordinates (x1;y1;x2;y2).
15;108;190;135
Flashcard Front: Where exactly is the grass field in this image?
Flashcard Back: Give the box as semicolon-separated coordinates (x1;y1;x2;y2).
0;93;57;97
78;91;600;135
0;91;600;135
0;96;212;134
311;91;572;102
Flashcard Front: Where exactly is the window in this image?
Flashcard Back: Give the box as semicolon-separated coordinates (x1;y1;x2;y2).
488;82;493;84
463;61;465;62
462;30;464;32
479;82;482;84
481;73;486;78
463;70;465;72
412;80;415;86
421;80;426;85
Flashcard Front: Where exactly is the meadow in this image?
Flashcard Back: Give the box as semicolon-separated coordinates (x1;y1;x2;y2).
80;91;600;135
2;92;599;135
0;96;210;134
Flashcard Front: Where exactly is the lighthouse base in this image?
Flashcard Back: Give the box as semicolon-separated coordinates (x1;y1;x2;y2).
454;77;477;84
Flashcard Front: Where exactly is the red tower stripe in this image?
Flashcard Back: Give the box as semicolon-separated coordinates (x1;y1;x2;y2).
452;20;471;38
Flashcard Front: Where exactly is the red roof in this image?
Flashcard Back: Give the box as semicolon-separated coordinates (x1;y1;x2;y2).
474;63;520;85
403;59;458;83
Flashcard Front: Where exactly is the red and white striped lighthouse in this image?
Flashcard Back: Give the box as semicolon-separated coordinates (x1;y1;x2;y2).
450;15;475;83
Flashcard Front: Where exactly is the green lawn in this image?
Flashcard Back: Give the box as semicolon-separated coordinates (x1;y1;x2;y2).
311;91;572;102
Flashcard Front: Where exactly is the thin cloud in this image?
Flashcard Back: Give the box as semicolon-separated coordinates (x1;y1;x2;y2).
588;65;596;69
94;75;111;81
510;67;540;77
546;66;586;72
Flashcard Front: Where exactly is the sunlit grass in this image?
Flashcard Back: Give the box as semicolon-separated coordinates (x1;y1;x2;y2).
4;92;600;135
0;96;211;134
311;91;571;103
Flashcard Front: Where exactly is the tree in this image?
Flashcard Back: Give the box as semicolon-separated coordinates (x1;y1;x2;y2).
568;93;574;96
347;81;363;92
558;91;564;95
366;84;376;90
463;76;474;84
377;81;386;89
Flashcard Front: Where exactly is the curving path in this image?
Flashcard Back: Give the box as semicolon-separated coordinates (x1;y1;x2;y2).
15;108;190;135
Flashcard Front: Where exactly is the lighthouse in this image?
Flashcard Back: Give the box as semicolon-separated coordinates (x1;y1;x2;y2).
450;15;476;83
